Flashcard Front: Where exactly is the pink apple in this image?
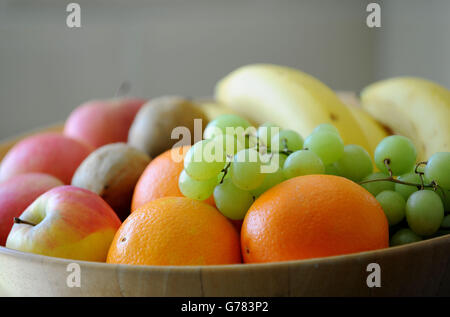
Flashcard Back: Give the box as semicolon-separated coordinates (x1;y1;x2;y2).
6;185;121;262
0;173;63;246
64;98;147;149
0;133;93;184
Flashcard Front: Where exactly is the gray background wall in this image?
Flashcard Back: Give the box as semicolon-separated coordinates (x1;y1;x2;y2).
0;0;449;139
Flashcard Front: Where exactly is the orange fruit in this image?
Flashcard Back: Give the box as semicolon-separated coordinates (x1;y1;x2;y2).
107;196;241;265
131;145;214;211
241;175;389;263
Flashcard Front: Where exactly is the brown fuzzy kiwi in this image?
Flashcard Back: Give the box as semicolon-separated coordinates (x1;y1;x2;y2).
127;96;208;157
71;143;151;220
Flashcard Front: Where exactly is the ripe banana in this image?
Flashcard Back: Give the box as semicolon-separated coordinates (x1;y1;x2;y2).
361;77;450;161
194;99;239;122
215;64;372;153
337;91;389;156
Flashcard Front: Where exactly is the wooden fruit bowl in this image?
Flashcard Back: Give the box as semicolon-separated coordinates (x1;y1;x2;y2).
0;124;449;297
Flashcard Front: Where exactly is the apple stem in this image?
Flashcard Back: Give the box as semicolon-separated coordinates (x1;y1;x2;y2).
13;217;36;226
115;81;131;97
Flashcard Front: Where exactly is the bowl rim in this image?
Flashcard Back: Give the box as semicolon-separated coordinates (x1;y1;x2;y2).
1;233;449;272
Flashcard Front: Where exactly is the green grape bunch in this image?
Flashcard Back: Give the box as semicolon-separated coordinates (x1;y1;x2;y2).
178;114;450;244
360;135;450;246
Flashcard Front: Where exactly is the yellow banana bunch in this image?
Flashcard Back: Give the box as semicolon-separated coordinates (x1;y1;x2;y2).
194;99;236;122
337;92;389;155
361;77;450;161
214;64;375;154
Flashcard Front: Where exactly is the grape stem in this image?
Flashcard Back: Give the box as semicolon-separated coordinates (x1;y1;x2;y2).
415;161;428;189
280;150;293;156
384;159;393;177
358;160;446;198
279;138;293;156
256;134;292;156
415;161;428;173
219;162;231;184
358;177;432;189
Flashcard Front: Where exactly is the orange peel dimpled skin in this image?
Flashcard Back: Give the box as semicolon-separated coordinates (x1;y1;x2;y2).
241;175;389;263
131;145;215;211
107;197;242;266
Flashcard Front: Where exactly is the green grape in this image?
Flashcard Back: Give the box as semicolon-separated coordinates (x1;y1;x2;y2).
437;188;450;212
203;114;251;139
312;123;340;136
441;215;450;229
283;150;325;179
230;148;265;191
376;190;406;226
251;169;285;197
184;139;226;180
406;190;444;236
212;134;244;158
390;228;422;246
324;163;340;176
251;154;286;197
214;178;254;220
259;152;287;172
235;126;258;149
178;170;217;201
271;130;304;152
424;187;450;213
374;135;417;176
428;187;449;212
361;172;394;196
424;152;450;189
257;122;280;149
303;131;344;165
395;172;422;200
334;144;373;182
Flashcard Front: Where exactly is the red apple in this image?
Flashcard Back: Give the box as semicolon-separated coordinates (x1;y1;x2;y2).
6;185;121;262
64;98;146;149
0;173;63;246
0;133;93;184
